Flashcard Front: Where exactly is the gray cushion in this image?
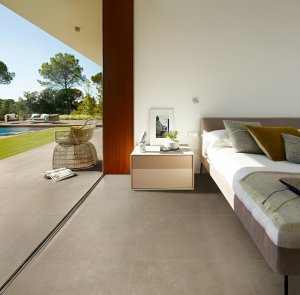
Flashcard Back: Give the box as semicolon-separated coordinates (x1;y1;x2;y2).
223;120;263;153
282;133;300;163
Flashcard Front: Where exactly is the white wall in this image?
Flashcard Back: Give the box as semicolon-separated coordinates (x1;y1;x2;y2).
134;0;300;171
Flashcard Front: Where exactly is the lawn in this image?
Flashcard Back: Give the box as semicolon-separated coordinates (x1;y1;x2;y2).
0;127;69;160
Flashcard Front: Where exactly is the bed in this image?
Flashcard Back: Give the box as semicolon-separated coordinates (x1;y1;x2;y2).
200;117;300;295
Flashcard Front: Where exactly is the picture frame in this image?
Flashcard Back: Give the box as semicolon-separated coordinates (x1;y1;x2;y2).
149;109;174;145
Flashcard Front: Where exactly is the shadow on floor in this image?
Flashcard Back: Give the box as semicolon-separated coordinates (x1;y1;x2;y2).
147;173;221;195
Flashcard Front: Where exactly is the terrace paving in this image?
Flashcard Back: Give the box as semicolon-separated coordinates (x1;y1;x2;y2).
0;128;102;287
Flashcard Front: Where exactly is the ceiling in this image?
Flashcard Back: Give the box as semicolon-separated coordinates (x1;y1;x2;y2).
0;0;102;65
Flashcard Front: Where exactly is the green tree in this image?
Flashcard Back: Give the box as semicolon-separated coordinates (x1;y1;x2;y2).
15;98;30;120
54;88;82;114
91;72;103;100
38;53;86;113
21;88;82;115
0;99;16;120
73;93;97;117
91;72;103;117
23;91;39;113
0;61;15;84
37;88;58;114
71;81;97;117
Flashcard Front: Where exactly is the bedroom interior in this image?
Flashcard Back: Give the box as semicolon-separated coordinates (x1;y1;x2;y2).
1;0;300;294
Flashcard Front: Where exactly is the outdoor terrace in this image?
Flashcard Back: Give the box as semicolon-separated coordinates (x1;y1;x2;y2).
0;124;102;287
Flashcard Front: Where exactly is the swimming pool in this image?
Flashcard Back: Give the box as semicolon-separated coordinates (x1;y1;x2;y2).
0;127;44;136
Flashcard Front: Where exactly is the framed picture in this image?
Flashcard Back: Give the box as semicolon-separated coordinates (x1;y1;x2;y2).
149;109;174;145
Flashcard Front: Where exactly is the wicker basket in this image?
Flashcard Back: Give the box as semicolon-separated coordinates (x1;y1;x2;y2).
52;119;98;170
53;142;97;170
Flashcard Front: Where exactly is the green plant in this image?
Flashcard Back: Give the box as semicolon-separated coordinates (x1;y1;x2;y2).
164;130;178;140
59;114;102;120
18;111;25;121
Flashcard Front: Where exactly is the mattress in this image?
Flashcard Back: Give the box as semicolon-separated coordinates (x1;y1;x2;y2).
207;146;300;248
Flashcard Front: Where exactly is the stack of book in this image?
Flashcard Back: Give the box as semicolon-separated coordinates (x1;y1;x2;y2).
42;168;76;182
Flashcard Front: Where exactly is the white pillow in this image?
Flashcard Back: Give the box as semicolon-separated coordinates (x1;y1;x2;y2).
202;129;232;155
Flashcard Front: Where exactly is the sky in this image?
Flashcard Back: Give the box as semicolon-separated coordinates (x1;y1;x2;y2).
0;4;101;101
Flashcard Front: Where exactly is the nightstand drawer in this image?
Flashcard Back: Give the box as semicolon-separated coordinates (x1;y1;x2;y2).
132;168;193;189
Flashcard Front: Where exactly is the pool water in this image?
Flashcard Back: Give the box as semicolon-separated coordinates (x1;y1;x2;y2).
0;127;44;136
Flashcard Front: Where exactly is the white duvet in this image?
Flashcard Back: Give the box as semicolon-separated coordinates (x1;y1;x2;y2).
207;146;300;248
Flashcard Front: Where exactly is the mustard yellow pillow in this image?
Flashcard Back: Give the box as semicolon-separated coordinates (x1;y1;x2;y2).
245;125;300;161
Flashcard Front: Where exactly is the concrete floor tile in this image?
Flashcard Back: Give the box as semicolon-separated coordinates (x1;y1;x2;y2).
39;214;140;262
217;215;264;260
77;194;137;217
4;260;131;295
0;261;21;287
78;188;233;218
97;175;131;189
0;216;41;261
135;214;261;261
289;275;300;295
132;192;233;217
128;260;256;295
0;187;88;216
242;260;300;295
0;215;63;262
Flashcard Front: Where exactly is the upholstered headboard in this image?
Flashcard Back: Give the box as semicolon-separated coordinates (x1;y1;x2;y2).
201;117;300;134
200;117;300;172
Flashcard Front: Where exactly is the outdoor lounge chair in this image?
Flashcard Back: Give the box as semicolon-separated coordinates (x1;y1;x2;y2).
4;113;18;122
30;114;59;123
52;119;98;170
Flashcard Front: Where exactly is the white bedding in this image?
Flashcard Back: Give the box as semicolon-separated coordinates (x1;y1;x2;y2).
207;146;300;248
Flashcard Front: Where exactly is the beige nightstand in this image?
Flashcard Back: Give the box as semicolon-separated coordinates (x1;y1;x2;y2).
131;145;194;190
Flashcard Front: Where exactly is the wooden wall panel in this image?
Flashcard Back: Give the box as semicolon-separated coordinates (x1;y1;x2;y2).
103;0;134;174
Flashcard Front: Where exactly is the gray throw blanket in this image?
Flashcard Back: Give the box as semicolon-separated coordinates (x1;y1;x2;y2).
239;172;300;232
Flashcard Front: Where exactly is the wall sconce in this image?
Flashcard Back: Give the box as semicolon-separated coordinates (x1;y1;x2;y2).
75;26;80;32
